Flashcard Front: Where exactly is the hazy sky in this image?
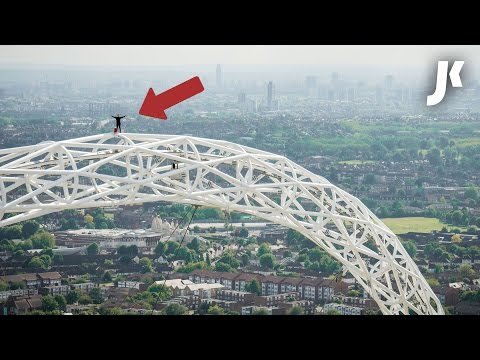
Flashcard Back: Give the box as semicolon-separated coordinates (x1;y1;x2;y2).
1;45;479;67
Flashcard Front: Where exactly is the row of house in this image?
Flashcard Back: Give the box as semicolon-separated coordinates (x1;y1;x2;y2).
0;272;62;289
187;270;348;303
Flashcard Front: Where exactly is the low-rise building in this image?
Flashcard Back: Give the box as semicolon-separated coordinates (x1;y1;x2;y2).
260;275;284;296
255;292;299;307
0;272;61;289
0;288;38;302
39;285;70;296
70;282;96;292
324;303;362;315
216;289;256;304
116;281;148;291
2;295;43;315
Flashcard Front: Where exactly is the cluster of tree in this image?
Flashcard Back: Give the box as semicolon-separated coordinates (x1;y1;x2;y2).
64;288;103;305
215;251;241;272
162;303;188;315
117;245;138;259
245;279;262;295
41;294;67;313
255;243;276;269
295;247;340;274
448;244;480;260
53;208;114;231
374;201;409;218
0;221;55;253
176;261;212;273
442;209;480;228
87;242;100;256
285;229;313;249
402;241;417;258
27;253;53;270
83;208;115;229
459;289;480;302
139;257;153;273
424;242;452;262
156;204;246;224
155;241;199;264
126;284;172;309
459;264;477;280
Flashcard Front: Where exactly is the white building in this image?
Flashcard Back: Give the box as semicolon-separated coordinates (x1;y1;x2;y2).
324;303;362;315
55;215;194;250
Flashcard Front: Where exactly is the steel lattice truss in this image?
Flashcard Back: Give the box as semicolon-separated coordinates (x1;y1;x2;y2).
0;133;443;314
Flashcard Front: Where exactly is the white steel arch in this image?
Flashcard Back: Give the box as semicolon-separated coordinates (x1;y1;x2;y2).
0;133;443;315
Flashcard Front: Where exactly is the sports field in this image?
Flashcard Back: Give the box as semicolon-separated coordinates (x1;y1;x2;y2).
380;217;450;235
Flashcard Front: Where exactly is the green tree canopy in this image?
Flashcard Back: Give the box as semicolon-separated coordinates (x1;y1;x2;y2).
239;226;249;238
187;237;201;253
459;264;476;279
257;243;271;257
22;220;40;239
28;256;45;269
103;271;113;283
139;257;154;273
66;289;81;304
89;288;103;304
87;242;99;256
288;306;303;315
259;253;275;269
207;305;225;315
253;308;270;315
325;309;341;315
30;230;55;249
403;241;417;258
217;252;240;269
215;262;235;272
155;242;167;256
41;295;59;312
0;280;8;291
148;284;172;300
54;295;67;312
245;279;261;295
162;303;188;315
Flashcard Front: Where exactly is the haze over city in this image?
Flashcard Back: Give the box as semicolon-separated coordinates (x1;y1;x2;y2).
0;45;480;316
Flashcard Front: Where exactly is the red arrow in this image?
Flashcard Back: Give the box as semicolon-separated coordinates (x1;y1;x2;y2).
139;76;204;120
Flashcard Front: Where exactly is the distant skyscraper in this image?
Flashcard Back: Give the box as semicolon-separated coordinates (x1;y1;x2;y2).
347;88;355;102
384;75;394;89
238;93;246;104
246;98;257;113
376;85;384;105
216;64;222;88
331;72;339;86
267;81;275;109
305;76;317;97
328;89;335;101
402;87;412;104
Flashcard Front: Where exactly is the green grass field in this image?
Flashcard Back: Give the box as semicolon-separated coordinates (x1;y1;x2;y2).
455;137;480;148
380;217;460;235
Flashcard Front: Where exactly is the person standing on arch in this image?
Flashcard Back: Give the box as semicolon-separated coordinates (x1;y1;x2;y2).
112;114;126;133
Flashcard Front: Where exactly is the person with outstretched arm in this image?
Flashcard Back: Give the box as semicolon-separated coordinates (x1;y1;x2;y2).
112;114;126;133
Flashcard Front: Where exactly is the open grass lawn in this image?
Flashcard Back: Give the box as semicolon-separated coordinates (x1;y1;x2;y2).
380;217;468;235
455;137;480;148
